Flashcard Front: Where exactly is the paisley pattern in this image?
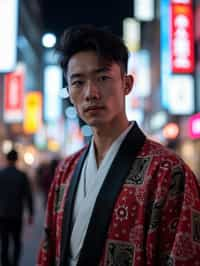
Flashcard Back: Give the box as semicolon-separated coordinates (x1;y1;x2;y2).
148;199;165;231
169;166;185;197
106;240;134;266
37;132;200;266
160;255;174;266
192;210;200;244
126;157;151;185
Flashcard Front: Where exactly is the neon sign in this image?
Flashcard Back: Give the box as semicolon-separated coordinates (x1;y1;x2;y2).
170;0;194;73
188;113;200;139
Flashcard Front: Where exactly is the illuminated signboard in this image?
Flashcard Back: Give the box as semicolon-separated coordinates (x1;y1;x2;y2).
123;18;140;52
23;91;42;134
188;113;200;139
172;0;192;3
168;74;194;114
64;119;84;156
170;0;194;73
128;50;151;98
3;65;24;123
134;0;154;21
160;0;171;108
0;0;18;72
44;65;62;122
195;6;200;41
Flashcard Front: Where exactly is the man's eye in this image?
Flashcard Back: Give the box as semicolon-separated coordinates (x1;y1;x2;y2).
98;76;111;81
72;80;84;87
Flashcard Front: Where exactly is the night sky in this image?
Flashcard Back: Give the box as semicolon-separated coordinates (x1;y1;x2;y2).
40;0;133;37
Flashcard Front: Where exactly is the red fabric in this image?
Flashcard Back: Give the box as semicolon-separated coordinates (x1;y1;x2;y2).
37;139;200;266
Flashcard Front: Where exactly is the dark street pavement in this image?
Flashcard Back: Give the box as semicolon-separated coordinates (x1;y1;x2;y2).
20;191;45;266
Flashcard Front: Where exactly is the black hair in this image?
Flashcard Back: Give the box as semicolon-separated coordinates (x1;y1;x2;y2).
6;149;18;162
57;24;129;75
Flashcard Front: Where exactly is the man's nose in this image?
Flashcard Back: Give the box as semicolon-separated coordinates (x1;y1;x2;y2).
84;79;100;100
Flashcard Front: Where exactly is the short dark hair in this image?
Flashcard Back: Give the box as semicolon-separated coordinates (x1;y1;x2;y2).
58;24;129;76
6;149;18;162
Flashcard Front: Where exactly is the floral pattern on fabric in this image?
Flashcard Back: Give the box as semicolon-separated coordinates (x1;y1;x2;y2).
37;139;200;266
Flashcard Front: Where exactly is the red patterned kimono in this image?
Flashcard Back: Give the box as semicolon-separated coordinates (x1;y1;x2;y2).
37;123;200;266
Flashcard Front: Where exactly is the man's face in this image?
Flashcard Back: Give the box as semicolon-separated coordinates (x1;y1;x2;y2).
66;51;133;129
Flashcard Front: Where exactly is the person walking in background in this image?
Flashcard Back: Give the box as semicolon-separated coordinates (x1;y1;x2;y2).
38;25;200;266
36;158;60;207
0;149;34;266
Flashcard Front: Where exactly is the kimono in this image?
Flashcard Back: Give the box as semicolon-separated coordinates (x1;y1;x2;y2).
37;122;200;266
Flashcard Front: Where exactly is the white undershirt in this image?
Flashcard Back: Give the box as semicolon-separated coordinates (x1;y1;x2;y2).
68;122;134;266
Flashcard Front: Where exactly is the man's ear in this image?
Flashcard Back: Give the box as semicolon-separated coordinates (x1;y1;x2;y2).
124;74;134;95
67;87;74;104
69;92;74;105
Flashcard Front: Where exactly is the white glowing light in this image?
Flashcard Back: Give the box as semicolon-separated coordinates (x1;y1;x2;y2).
24;152;34;165
42;33;56;48
2;140;13;154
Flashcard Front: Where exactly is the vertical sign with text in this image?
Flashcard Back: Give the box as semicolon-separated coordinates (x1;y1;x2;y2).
170;0;194;73
23;91;42;134
0;0;18;72
4;68;24;123
160;0;171;108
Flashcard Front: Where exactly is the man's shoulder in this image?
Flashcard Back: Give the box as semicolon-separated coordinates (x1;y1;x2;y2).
54;146;88;184
141;137;184;165
60;145;87;168
138;138;200;184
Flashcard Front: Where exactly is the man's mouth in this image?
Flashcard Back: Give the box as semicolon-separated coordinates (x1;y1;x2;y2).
84;106;104;112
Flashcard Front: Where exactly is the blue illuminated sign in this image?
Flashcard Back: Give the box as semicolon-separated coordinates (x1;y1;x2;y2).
160;0;171;108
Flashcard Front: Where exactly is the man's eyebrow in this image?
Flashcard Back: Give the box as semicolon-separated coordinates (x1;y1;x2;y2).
69;67;111;80
94;67;111;74
69;73;84;80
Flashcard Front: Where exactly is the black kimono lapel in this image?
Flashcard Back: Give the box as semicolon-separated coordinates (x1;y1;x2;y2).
60;146;89;266
60;122;146;266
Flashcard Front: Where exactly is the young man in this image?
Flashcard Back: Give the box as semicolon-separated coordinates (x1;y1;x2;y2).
38;25;200;266
0;149;34;266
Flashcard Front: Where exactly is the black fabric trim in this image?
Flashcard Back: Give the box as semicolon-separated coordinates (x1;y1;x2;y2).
60;122;146;266
60;147;89;266
77;122;146;266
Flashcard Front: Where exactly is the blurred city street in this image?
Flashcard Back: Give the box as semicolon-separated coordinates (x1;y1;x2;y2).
0;0;200;264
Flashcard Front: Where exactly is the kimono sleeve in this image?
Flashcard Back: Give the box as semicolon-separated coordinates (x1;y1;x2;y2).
37;176;58;266
147;162;200;265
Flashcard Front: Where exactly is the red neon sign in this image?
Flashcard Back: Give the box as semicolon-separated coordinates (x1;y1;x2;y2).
4;69;24;123
170;1;194;73
171;0;192;4
188;113;200;139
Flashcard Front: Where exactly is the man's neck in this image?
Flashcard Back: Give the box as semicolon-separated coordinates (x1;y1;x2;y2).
92;120;130;167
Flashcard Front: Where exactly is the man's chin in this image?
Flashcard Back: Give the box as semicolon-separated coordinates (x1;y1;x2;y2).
85;118;105;128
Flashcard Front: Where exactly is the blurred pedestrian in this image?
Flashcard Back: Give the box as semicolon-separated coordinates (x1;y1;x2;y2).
38;25;200;266
36;161;50;207
46;158;60;200
0;149;34;266
36;158;60;207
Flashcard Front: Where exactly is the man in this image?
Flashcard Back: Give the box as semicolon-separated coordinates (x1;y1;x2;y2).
37;25;200;266
0;149;34;266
